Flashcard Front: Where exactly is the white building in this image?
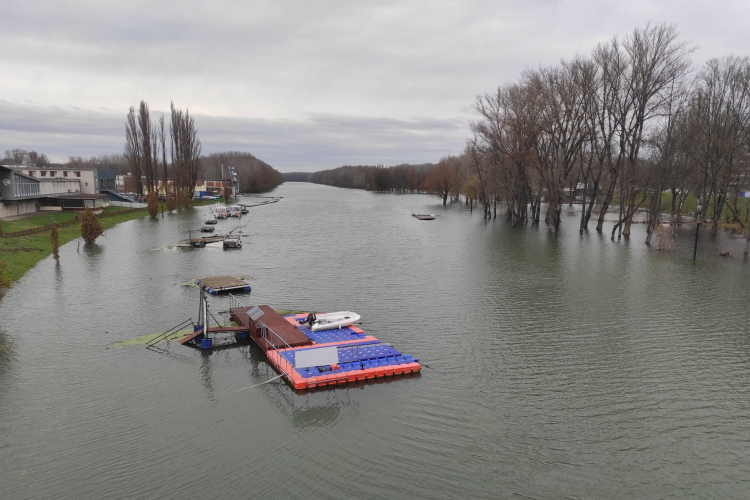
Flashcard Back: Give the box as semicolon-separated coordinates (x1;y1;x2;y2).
21;166;116;195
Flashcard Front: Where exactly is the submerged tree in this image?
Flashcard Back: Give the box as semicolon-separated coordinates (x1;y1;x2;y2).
147;190;158;218
51;223;60;260
423;160;456;205
166;191;177;212
181;187;192;208
80;207;104;244
0;261;10;301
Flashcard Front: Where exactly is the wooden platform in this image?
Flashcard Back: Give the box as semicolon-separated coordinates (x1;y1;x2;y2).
179;328;203;345
230;305;312;352
195;275;251;294
190;235;224;247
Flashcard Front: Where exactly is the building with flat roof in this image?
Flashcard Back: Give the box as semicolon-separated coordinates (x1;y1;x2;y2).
0;164;42;217
0;164;109;217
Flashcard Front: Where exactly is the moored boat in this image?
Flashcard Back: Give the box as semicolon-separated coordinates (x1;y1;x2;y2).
300;311;361;331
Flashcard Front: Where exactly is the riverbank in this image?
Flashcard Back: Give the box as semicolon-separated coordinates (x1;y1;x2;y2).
0;209;150;282
0;200;217;284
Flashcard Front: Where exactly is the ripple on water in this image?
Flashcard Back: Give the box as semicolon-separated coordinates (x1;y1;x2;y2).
1;184;750;499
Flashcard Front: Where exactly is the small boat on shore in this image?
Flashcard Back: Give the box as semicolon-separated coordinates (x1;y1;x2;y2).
299;311;361;331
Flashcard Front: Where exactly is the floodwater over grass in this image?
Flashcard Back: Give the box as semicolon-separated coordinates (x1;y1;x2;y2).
1;183;749;499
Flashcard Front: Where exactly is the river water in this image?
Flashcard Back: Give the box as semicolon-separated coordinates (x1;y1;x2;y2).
1;182;749;499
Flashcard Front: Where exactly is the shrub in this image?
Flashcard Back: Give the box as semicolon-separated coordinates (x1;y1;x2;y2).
166;190;177;211
181;187;192;208
655;224;675;252
80;207;104;244
0;261;10;301
147;191;158;218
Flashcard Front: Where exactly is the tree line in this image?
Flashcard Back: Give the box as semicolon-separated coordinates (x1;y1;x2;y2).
202;151;283;193
465;22;750;246
2;149;49;167
302;23;749;251
292;163;435;193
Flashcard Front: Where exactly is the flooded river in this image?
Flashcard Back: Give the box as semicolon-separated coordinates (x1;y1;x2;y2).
1;182;749;499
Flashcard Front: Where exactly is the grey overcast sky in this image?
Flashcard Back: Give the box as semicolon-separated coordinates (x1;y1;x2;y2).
1;1;748;171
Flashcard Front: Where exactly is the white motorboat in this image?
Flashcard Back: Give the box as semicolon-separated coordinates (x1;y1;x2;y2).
301;311;361;331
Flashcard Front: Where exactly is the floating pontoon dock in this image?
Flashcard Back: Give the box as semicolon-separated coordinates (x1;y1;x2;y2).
179;294;421;390
269;313;421;390
195;275;251;294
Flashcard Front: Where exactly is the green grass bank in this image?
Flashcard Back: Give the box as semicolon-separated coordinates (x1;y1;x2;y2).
0;200;218;284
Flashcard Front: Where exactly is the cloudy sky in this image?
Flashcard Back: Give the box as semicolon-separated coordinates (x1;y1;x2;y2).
1;1;749;171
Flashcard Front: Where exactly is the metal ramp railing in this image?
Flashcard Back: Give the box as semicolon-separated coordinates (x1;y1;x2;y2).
146;318;195;352
228;293;247;311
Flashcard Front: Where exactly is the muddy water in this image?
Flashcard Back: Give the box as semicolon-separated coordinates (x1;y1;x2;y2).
1;183;749;499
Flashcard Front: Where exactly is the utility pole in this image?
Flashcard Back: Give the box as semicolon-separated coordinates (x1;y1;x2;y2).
693;160;710;261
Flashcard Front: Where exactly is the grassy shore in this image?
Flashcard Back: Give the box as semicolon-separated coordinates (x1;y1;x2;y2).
0;209;150;282
0;200;218;284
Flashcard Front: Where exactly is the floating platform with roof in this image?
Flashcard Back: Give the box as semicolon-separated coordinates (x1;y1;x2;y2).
178;292;420;390
195;275;251;294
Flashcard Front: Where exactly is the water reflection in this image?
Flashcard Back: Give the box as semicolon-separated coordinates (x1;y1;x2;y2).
291;402;343;428
199;350;215;401
0;329;14;373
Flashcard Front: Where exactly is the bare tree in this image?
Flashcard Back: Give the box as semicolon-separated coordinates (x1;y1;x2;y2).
525;59;591;235
170;102;202;206
594;23;693;236
158;114;167;214
423;160;455;205
125;107;143;195
644;78;690;244
138;101;156;193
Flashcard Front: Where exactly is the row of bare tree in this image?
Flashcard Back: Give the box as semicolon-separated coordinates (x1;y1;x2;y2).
2;149;49;167
124;101;202;201
465;23;750;245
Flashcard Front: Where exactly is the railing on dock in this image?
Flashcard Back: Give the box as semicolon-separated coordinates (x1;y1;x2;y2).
228;293;246;311
260;323;296;382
